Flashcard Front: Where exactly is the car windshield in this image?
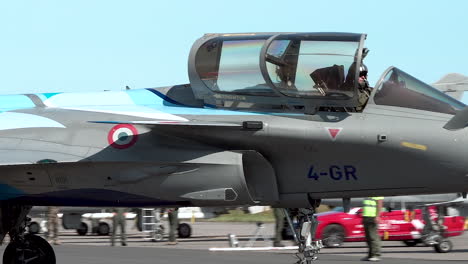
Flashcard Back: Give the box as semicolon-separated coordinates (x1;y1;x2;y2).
373;68;465;114
331;207;344;212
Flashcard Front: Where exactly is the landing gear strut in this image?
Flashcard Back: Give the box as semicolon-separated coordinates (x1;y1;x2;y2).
420;204;454;253
0;203;56;264
283;200;323;264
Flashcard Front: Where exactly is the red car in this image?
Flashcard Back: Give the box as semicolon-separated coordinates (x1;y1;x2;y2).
315;207;465;252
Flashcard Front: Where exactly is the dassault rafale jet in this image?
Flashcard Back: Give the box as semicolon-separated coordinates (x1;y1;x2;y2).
1;32;468;264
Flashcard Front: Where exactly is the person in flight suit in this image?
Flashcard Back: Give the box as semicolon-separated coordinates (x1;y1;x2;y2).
167;208;179;245
356;64;373;111
111;208;127;246
362;197;384;262
46;206;61;245
273;208;285;247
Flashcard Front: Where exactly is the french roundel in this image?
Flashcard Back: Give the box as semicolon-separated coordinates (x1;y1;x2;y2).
107;124;138;149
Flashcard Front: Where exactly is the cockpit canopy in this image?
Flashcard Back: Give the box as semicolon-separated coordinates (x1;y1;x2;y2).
263;35;358;99
188;33;366;111
187;32;465;115
373;67;465;115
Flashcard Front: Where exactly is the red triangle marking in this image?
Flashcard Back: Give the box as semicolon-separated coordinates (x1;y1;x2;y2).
328;128;342;140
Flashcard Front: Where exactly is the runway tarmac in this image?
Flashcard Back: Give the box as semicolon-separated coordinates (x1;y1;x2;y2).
1;221;467;263
44;245;468;264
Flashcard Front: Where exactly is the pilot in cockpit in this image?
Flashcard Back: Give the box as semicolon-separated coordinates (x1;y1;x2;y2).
354;47;372;111
356;64;373;111
358;64;369;90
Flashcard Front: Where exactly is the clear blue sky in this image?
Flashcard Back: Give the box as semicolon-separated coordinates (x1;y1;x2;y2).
1;0;467;94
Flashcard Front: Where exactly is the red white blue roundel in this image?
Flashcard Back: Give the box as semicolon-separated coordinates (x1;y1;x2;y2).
107;124;138;149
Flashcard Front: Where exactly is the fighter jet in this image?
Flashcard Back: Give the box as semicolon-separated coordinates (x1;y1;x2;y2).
433;73;468;102
1;32;468;264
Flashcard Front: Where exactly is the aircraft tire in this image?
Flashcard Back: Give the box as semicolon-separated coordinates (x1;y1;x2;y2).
434;239;452;253
3;234;56;264
177;223;192;238
77;222;88;236
321;224;345;247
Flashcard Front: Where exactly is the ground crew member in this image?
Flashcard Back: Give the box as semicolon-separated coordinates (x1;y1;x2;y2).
167;208;179;245
111;208;127;246
46;206;60;245
273;208;285;247
362;197;384;262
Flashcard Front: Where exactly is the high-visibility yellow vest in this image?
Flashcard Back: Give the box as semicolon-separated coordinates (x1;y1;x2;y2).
362;197;384;217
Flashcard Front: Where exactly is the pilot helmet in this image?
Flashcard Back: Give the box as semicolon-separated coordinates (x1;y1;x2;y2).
359;64;368;77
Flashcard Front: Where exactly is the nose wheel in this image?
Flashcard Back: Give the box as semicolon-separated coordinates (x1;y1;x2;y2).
3;234;56;264
0;204;56;264
283;203;323;264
